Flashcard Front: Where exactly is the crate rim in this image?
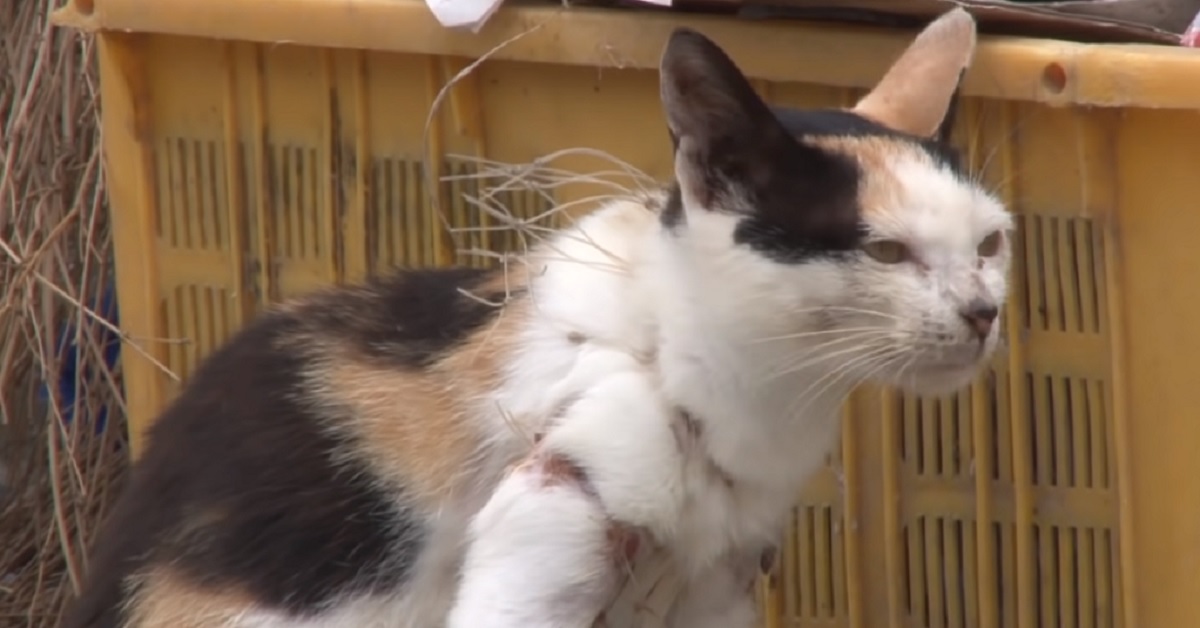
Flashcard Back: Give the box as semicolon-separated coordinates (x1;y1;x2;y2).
54;0;1200;111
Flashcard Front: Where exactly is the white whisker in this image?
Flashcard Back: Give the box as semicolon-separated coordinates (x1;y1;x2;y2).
760;329;918;380
750;326;896;344
785;343;901;419
760;333;900;382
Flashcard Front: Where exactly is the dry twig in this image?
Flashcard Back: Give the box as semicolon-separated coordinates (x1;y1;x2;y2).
0;2;125;627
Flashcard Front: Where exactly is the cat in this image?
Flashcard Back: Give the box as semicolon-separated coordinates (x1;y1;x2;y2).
61;8;1010;628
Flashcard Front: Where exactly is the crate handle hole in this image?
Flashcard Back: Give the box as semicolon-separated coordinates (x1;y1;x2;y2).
1042;62;1067;95
74;0;95;15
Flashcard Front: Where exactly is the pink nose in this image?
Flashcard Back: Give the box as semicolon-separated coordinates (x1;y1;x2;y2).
960;300;999;340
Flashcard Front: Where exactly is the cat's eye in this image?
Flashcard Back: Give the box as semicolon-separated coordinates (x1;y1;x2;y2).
977;230;1003;258
862;240;911;265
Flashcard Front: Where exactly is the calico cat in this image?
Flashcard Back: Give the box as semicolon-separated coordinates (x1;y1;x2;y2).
62;8;1010;628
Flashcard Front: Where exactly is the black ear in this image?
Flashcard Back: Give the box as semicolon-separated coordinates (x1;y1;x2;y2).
659;29;779;146
658;29;793;211
657;29;864;259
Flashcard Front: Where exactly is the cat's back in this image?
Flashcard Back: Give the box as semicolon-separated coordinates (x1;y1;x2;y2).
62;265;522;628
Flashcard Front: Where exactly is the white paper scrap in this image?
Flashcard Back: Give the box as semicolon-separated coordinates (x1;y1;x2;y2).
426;0;507;32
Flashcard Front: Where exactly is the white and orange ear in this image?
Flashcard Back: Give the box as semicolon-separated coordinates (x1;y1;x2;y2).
852;8;977;139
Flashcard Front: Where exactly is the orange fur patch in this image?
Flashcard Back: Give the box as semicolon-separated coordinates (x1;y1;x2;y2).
804;135;933;223
123;567;255;628
316;358;475;508
304;268;531;511
852;8;975;137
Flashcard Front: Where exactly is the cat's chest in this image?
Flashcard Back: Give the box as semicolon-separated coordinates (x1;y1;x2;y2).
496;341;808;569
664;415;796;572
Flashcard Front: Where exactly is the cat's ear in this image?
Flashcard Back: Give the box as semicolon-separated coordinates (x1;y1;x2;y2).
659;28;792;209
853;8;976;139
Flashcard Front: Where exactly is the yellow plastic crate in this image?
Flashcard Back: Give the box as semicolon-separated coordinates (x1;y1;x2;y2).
55;0;1200;626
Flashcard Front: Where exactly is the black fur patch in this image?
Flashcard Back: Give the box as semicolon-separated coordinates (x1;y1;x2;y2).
658;29;962;266
729;107;965;263
773;107;964;174
62;267;508;627
664;106;969;263
308;267;507;367
726;132;865;264
661;184;685;230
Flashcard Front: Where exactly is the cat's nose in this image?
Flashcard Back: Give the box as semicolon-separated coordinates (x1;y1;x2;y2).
959;299;999;341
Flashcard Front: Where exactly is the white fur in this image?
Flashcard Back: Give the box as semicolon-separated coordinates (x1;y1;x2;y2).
541;348;685;534
447;142;1011;625
227;596;419;628
665;552;762;628
855;155;1013;395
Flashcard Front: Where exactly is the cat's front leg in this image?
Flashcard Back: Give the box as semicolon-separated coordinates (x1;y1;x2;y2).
667;548;772;628
449;361;686;628
445;448;625;628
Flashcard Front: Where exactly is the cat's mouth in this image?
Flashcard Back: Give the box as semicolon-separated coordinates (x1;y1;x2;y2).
929;343;995;369
917;334;1000;368
882;356;987;396
882;343;997;394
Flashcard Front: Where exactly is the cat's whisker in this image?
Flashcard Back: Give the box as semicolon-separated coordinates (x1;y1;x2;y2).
884;350;925;391
800;305;910;322
761;328;920;373
970;108;1036;191
759;333;902;380
750;326;896;344
785;344;902;419
770;308;909;327
764;345;900;386
755;334;899;364
897;350;922;381
980;173;1019;199
773;339;895;390
799;346;908;416
827;352;904;409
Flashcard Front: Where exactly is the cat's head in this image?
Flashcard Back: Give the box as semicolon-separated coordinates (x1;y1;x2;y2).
658;9;1011;396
